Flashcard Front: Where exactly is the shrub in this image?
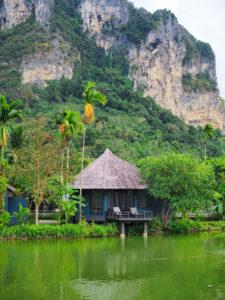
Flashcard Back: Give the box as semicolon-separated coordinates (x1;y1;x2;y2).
0;222;118;240
182;73;217;93
127;224;143;236
13;204;31;225
0;211;11;226
168;219;205;233
149;217;164;234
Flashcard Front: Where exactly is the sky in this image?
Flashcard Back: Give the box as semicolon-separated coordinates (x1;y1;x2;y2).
132;0;225;98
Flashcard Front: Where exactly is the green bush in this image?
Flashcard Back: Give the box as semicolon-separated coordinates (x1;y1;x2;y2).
149;217;165;234
167;220;225;233
0;211;11;226
182;73;217;93
127;224;143;236
168;219;205;233
13;204;31;225
0;222;118;240
182;31;215;65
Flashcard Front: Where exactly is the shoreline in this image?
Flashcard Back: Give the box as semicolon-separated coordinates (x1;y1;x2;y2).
1;220;225;240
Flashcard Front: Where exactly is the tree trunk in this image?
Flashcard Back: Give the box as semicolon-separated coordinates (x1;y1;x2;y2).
0;191;5;212
1;146;4;160
204;143;207;160
35;204;40;225
79;127;86;222
61;147;65;185
66;146;70;187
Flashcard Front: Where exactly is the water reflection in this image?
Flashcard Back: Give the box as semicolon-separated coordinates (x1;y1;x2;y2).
0;233;225;300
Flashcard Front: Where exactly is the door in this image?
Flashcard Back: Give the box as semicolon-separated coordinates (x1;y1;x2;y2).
109;190;134;211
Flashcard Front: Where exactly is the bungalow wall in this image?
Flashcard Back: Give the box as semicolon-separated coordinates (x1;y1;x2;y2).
4;191;27;214
82;189;168;222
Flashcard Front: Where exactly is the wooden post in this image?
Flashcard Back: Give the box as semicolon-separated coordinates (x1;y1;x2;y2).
120;222;125;238
143;221;148;238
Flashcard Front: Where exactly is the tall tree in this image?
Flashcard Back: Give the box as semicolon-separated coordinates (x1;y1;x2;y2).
12;118;61;224
0;95;22;159
139;153;215;218
203;124;216;159
80;82;107;222
57;110;83;188
0;159;8;212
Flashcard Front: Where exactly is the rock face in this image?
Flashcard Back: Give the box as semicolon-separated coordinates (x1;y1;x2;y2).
0;0;32;29
0;0;52;29
0;0;75;87
21;39;77;87
0;0;224;131
80;0;225;131
81;0;129;50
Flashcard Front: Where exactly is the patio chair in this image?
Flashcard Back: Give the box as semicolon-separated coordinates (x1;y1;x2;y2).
113;207;129;218
130;207;144;218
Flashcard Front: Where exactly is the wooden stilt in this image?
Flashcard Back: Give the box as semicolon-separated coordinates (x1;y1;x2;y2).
143;221;148;238
120;222;125;238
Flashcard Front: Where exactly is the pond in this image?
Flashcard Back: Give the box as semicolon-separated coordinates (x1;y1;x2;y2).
1;233;225;300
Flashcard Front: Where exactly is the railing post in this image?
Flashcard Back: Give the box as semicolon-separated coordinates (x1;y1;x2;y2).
143;221;148;238
120;222;125;238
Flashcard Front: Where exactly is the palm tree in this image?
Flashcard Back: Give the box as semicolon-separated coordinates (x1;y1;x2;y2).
0;95;22;159
58;110;83;189
203;124;216;159
79;82;107;222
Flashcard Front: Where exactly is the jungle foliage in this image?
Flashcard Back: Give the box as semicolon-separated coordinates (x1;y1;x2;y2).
182;73;217;92
0;0;224;170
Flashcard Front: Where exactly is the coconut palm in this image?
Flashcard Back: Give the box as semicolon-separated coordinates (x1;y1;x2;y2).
79;82;107;221
0;95;22;159
58;110;83;188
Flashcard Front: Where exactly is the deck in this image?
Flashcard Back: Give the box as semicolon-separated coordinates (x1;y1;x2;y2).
106;210;153;223
106;216;152;222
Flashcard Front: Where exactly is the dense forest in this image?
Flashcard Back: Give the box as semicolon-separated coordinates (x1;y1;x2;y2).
0;0;224;225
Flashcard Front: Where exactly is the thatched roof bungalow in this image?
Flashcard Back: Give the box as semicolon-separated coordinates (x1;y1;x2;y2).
73;149;165;222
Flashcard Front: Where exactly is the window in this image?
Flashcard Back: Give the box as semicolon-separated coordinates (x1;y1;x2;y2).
90;191;103;215
138;191;150;209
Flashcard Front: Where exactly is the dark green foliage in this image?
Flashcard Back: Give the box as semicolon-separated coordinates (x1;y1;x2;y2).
167;220;225;233
13;204;31;225
149;217;165;234
0;211;11;226
182;30;215;65
119;6;175;46
139;154;216;215
0;66;21;89
0;0;224;167
0;15;50;64
182;73;217;92
120;5;158;45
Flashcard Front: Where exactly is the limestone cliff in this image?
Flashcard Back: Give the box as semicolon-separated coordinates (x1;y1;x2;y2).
21;39;77;87
0;0;224;131
0;0;52;29
79;0;225;131
0;0;32;29
0;0;75;86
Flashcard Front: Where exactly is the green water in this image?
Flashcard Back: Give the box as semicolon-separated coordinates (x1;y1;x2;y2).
1;234;225;300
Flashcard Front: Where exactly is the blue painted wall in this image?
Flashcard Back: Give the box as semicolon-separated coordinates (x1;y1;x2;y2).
4;192;27;214
82;190;159;222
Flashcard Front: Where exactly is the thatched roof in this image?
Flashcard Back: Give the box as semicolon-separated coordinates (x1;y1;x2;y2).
72;149;146;190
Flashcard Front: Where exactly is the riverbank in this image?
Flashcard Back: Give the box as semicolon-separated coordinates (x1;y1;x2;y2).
1;220;225;240
0;222;118;240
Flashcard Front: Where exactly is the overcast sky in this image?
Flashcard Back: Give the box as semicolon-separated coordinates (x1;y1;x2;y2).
132;0;225;98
